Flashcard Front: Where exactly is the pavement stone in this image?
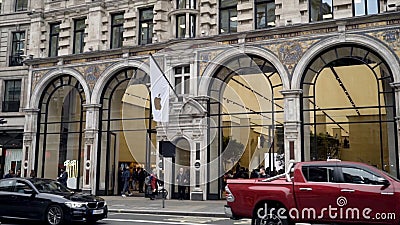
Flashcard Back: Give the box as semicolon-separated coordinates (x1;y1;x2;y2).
102;195;227;218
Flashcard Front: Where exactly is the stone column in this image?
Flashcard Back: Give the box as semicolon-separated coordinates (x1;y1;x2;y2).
83;104;102;194
390;82;400;175
85;2;105;52
28;13;44;58
281;90;302;167
22;108;40;178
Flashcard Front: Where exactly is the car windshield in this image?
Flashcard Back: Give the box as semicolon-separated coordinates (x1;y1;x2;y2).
31;179;73;194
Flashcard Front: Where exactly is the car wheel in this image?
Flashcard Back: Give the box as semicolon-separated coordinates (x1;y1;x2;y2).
46;204;64;225
253;204;289;225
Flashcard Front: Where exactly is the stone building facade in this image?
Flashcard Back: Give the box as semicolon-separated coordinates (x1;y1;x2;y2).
0;0;399;200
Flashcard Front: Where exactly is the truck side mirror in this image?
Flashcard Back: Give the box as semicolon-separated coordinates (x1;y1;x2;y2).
377;177;390;186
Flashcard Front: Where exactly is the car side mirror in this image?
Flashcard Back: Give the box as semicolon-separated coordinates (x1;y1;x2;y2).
24;189;36;195
377;178;390;186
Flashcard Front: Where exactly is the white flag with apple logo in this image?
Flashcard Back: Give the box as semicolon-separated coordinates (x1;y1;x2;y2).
150;56;169;122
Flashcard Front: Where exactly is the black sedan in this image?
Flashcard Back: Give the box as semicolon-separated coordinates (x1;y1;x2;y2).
0;177;107;225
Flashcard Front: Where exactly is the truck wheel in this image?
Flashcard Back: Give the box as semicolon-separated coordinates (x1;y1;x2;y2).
252;205;289;225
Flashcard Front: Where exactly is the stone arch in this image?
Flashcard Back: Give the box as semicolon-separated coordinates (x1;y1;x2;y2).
291;34;400;90
30;68;90;109
91;60;150;104
198;46;290;96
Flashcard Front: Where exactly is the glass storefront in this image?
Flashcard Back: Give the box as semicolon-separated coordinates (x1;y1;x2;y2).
97;68;157;195
36;75;86;189
207;54;284;199
301;45;398;176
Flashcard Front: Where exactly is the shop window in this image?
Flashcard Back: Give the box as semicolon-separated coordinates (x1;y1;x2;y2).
177;0;196;9
220;0;237;34
15;0;28;12
139;8;153;45
49;23;60;57
9;31;25;66
353;0;379;16
174;65;190;95
3;80;21;112
111;13;124;49
255;0;275;29
310;0;333;22
73;18;85;54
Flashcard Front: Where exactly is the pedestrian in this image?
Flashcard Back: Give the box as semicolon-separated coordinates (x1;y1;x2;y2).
258;167;269;178
15;169;21;178
58;167;68;187
132;167;139;191
121;166;132;197
176;168;188;200
138;167;145;193
150;173;158;200
4;169;15;178
118;167;123;195
29;170;36;178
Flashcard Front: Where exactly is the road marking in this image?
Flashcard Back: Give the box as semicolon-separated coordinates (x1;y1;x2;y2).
104;218;214;225
233;219;251;224
165;216;227;223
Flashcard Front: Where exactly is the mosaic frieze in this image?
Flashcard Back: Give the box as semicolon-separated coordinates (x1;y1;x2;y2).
262;39;318;74
371;29;400;57
75;62;113;90
32;70;48;90
198;49;225;76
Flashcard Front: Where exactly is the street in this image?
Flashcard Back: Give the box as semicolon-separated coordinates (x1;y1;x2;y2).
0;213;251;225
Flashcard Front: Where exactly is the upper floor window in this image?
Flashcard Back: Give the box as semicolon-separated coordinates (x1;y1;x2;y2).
177;0;196;9
49;23;60;57
310;0;333;22
139;8;153;45
353;0;379;16
220;0;237;34
255;0;275;29
111;13;124;49
9;31;25;67
174;65;190;95
3;80;21;112
15;0;28;12
176;14;196;38
73;18;86;54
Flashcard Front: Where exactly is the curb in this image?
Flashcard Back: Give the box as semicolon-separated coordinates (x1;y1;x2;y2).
108;209;227;218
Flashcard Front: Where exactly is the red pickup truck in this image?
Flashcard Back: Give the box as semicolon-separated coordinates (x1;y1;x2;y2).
225;160;400;225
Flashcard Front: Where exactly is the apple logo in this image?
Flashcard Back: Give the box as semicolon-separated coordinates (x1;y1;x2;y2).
154;94;162;110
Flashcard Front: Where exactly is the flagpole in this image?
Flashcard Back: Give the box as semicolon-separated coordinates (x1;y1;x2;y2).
149;53;179;98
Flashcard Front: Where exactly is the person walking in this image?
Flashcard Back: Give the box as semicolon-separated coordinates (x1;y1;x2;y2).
4;169;15;178
29;170;36;178
150;173;158;200
121;166;132;197
258;167;269;178
176;168;188;200
138;167;146;193
58;168;68;187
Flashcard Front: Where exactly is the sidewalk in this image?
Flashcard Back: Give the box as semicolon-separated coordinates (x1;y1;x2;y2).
102;195;226;218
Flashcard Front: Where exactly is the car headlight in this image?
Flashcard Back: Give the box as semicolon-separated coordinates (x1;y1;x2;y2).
65;202;87;208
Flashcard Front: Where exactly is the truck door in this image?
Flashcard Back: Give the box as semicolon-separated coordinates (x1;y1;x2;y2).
338;166;396;224
294;165;342;223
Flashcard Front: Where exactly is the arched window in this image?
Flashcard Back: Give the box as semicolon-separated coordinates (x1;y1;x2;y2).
36;75;86;190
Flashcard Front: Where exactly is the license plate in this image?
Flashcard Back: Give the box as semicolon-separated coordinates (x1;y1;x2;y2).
92;209;104;215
